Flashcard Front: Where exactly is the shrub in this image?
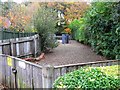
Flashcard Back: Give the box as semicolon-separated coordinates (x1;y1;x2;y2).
84;2;120;59
34;6;58;51
69;18;86;43
53;65;120;89
69;2;120;59
68;19;81;39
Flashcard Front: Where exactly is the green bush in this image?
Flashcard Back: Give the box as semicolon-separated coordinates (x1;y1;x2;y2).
69;18;86;43
68;19;81;39
34;6;58;51
53;65;120;89
69;2;120;59
84;2;120;59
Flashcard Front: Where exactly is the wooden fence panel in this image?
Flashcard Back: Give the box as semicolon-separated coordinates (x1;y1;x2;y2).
32;66;42;88
0;34;41;57
0;54;119;89
14;57;43;88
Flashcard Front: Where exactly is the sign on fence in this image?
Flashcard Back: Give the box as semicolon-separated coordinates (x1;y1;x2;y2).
7;56;12;67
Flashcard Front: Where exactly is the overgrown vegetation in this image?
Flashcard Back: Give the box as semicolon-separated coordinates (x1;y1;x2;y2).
53;65;120;89
34;6;58;51
69;2;120;59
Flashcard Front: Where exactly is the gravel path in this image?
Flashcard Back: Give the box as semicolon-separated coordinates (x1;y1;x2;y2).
38;40;106;66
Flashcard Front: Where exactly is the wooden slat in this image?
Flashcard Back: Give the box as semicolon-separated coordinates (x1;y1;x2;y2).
11;38;33;44
27;41;30;55
2;44;11;55
68;66;76;72
54;60;119;68
4;56;7;86
0;46;2;54
1;56;5;85
42;65;54;88
24;42;27;56
16;38;20;56
34;66;42;88
54;68;61;81
29;64;33;88
10;39;16;56
16;60;22;88
25;64;30;88
0;55;2;83
38;68;42;88
61;67;67;76
19;43;24;56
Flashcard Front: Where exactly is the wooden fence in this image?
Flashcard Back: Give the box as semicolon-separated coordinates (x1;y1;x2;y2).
0;54;119;89
0;34;41;58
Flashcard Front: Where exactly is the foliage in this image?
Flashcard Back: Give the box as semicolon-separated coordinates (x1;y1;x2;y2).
68;19;81;39
34;6;58;51
0;2;39;32
39;2;89;34
96;65;120;78
46;2;89;22
7;3;39;31
69;18;86;42
69;2;120;59
85;2;120;59
53;65;120;89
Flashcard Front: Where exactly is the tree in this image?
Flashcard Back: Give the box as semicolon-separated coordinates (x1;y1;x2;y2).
7;3;39;31
39;2;89;34
0;2;39;31
46;2;89;23
34;6;58;51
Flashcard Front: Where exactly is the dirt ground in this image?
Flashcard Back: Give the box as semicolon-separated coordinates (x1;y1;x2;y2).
38;40;106;66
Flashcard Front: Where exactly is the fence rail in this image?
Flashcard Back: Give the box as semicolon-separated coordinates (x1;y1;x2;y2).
0;54;119;89
0;29;36;40
0;34;41;57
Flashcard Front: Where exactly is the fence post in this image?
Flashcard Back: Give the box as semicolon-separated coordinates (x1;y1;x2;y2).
10;40;15;56
33;35;37;57
42;65;54;88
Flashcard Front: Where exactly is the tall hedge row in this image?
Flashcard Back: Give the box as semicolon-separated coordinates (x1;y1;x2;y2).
69;2;120;59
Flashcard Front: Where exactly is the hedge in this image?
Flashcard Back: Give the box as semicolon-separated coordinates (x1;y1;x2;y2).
69;2;120;59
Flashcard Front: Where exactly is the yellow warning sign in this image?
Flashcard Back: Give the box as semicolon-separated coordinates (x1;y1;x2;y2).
7;56;12;67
